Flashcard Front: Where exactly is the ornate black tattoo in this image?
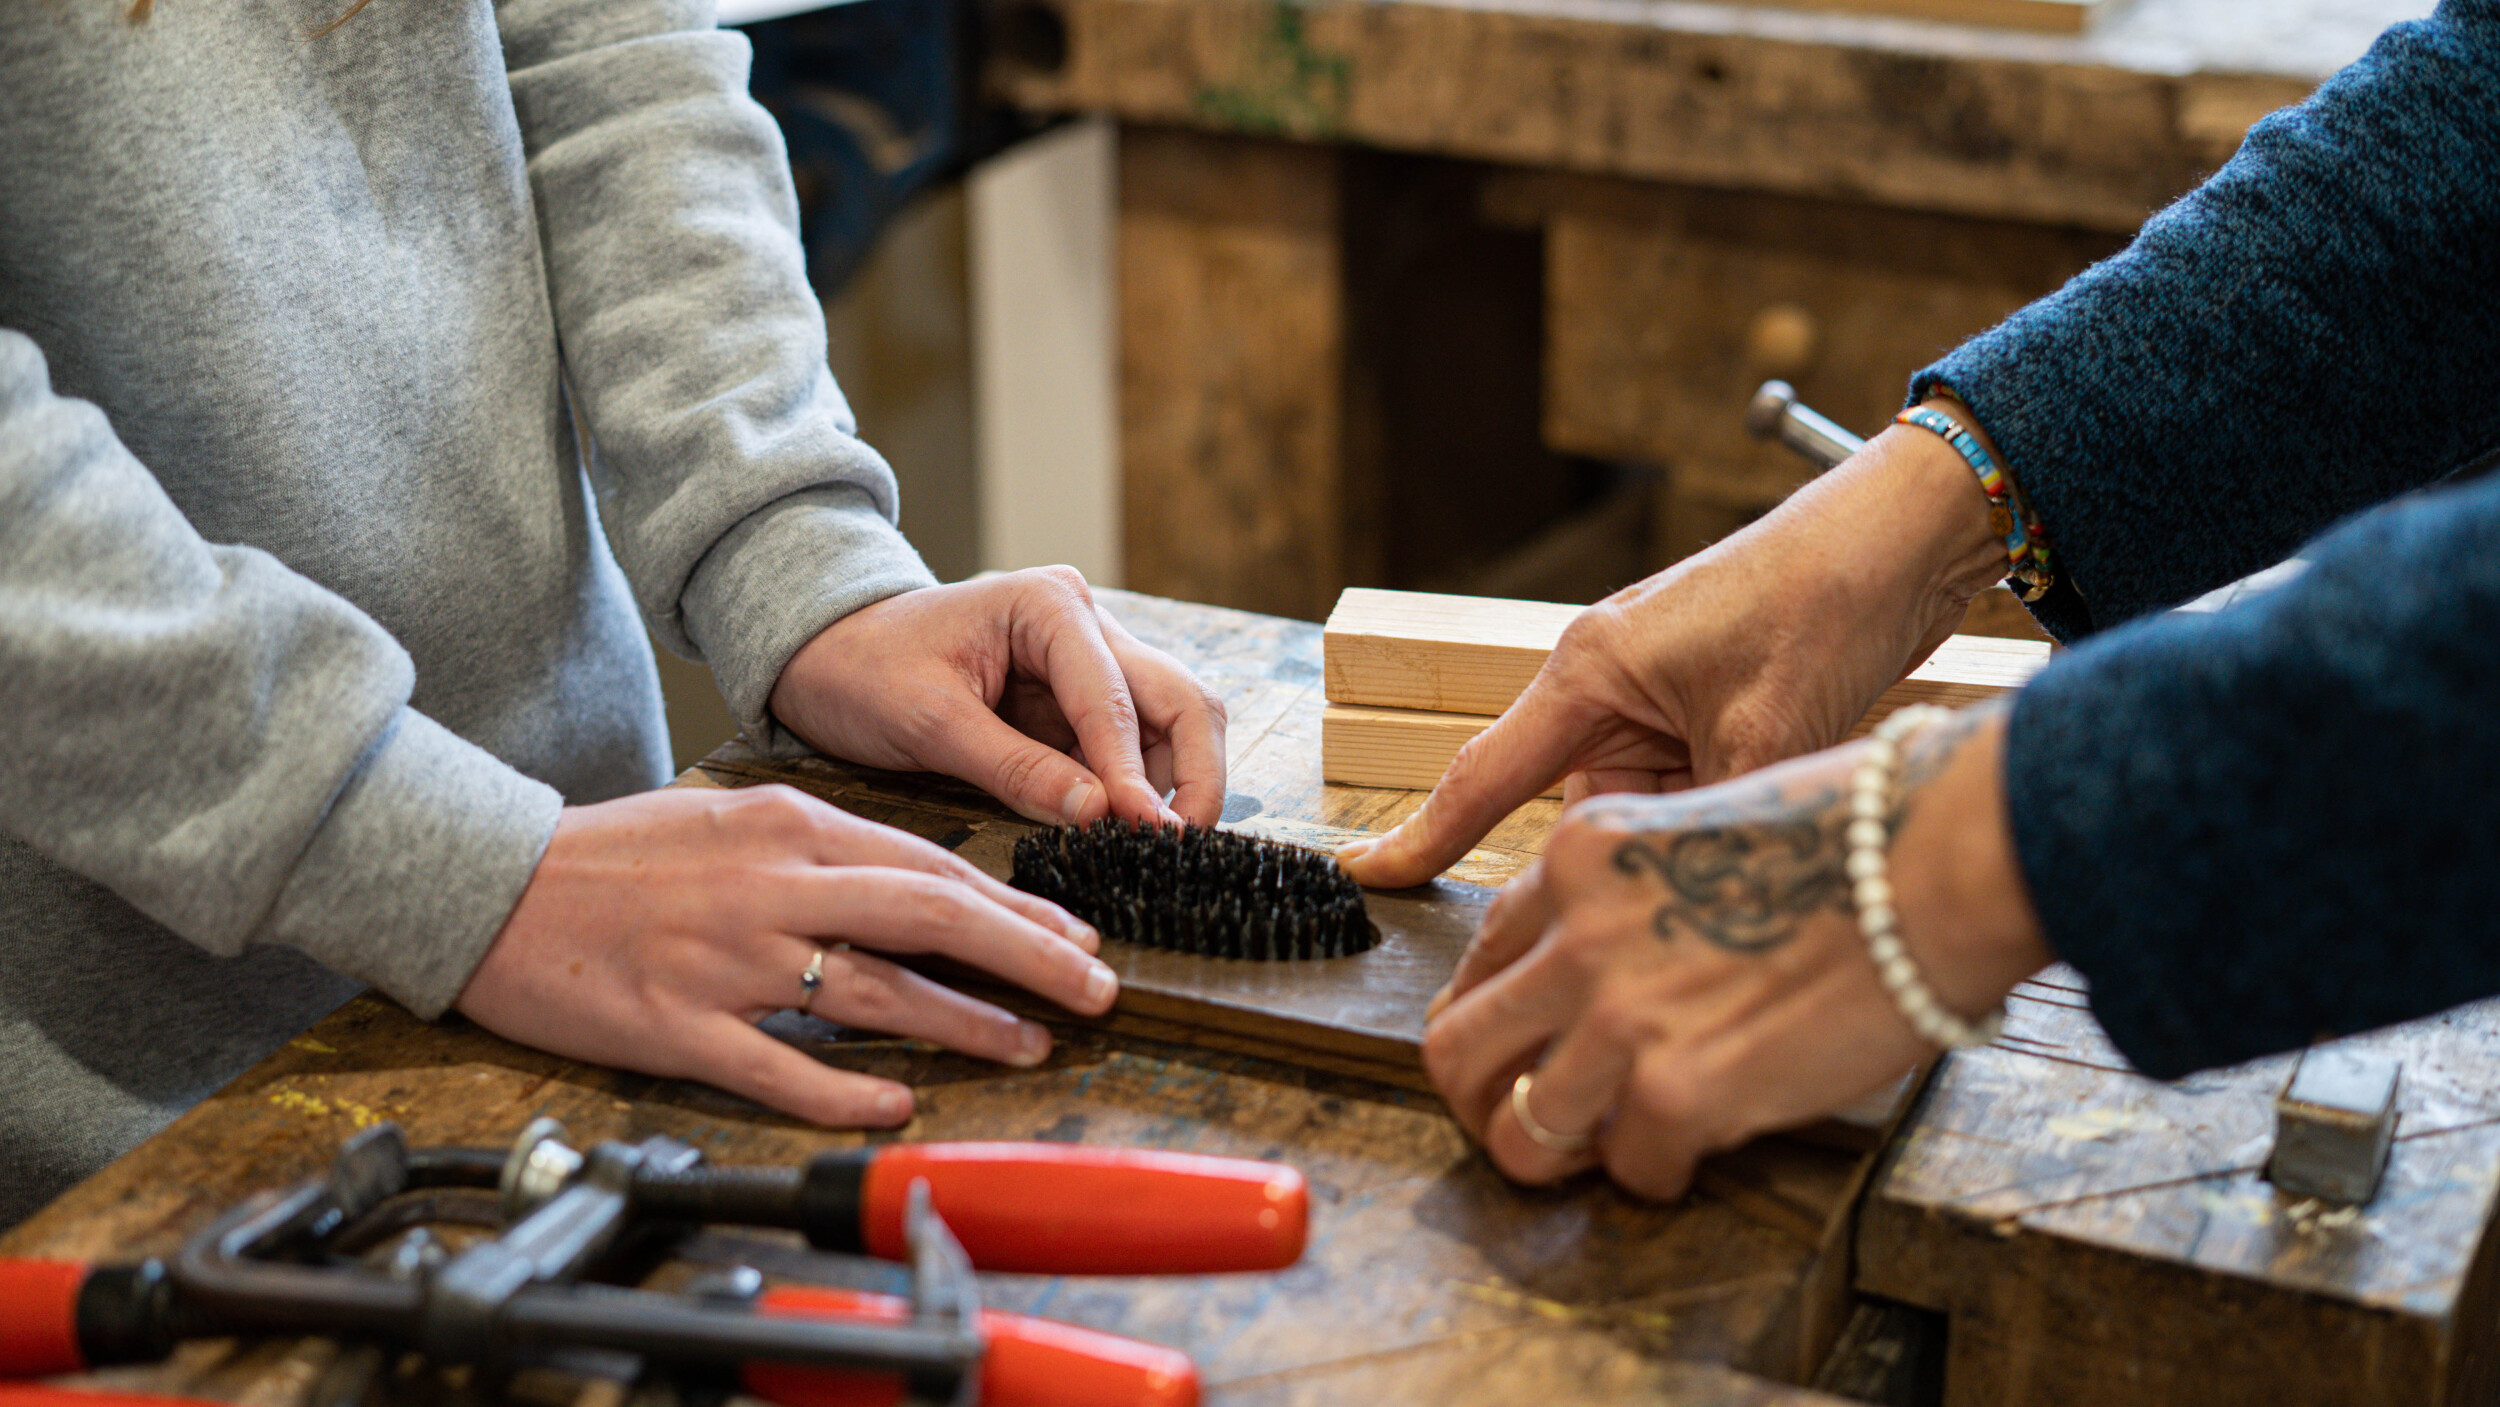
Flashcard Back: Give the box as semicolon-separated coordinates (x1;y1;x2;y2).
1609;780;1850;954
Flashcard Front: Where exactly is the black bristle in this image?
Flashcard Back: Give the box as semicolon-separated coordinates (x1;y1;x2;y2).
1007;822;1381;961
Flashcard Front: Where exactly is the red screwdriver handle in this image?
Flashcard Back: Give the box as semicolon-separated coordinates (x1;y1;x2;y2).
0;1261;89;1378
0;1389;233;1407
743;1286;1197;1407
858;1145;1306;1274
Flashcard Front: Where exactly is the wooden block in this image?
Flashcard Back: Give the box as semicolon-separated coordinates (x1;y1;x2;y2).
1323;603;2050;793
1326;586;2050;717
1324;586;1585;715
1324;702;1566;800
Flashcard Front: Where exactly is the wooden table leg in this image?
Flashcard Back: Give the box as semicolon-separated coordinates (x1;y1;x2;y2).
1117;124;1373;621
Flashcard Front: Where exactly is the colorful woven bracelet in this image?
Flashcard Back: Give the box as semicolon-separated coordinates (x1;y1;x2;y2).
1893;404;2055;601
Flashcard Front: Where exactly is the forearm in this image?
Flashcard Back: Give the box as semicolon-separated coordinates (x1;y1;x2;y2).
2004;474;2500;1077
498;0;935;740
1917;0;2500;638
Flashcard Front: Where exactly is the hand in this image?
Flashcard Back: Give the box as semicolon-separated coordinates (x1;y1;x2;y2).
770;566;1229;828
1340;412;2015;890
1420;706;2050;1198
455;784;1120;1126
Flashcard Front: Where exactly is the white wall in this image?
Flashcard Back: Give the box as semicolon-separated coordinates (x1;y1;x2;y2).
969;118;1120;586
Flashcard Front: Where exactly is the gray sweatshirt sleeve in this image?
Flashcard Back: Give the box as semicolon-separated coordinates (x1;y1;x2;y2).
498;0;939;745
0;332;563;1018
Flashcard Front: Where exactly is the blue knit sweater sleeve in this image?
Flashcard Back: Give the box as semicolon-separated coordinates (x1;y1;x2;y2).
1907;0;2500;1077
1912;0;2500;641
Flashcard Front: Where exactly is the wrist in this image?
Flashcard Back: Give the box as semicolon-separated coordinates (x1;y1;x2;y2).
1883;707;2053;1018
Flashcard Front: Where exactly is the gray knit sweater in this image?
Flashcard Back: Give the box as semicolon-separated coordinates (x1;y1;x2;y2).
0;0;935;1223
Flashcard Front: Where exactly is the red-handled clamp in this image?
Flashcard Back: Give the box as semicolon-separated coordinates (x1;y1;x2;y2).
503;1121;1307;1275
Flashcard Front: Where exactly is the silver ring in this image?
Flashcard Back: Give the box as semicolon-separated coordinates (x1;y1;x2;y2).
1510;1070;1594;1154
799;947;827;1009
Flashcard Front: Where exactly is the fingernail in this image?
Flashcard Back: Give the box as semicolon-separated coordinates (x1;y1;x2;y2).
874;1088;911;1124
1084;959;1119;1010
1337;838;1378;861
1061;782;1100;825
1011;1022;1051;1067
1424;984;1454;1022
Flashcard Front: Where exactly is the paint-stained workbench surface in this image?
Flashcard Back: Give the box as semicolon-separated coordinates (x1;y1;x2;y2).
1;589;1868;1407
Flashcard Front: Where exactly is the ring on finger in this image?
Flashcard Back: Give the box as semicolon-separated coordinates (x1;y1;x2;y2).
1510;1070;1595;1154
798;942;853;1011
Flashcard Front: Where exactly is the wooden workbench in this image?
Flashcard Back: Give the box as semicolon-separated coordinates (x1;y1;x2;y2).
2;591;1868;1407
981;0;2430;617
14;588;2500;1405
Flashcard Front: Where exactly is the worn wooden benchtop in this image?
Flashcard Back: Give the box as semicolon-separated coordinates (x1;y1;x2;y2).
17;585;2500;1405
1;589;1866;1406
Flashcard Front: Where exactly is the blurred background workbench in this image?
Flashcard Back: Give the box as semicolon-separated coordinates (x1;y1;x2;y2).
972;0;2424;620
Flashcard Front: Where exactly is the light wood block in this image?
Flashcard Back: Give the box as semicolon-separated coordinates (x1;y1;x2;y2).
1322;599;2052;794
1326;587;2051;720
1323;702;1567;800
1324;587;1585;715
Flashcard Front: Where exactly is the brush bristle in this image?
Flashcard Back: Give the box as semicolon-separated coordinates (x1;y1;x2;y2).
1008;820;1380;960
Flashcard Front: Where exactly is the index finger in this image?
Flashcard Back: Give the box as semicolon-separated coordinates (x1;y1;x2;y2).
808;809;1101;955
1338;685;1593;889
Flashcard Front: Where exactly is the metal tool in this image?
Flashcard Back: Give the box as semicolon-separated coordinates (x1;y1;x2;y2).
0;1122;1237;1407
2266;1046;2401;1206
1746;379;1866;471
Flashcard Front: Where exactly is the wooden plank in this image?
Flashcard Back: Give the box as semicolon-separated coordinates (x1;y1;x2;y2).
1323;702;1568;798
1859;970;2500;1405
1320;589;2049;792
1325;587;2048;719
988;0;2374;237
1325;587;1586;715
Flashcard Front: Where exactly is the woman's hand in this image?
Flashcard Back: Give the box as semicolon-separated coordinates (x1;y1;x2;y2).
1421;705;2051;1198
769;566;1230;829
455;784;1119;1127
1342;414;2014;891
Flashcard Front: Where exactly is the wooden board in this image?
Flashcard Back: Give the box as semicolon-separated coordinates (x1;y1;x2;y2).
1322;702;1567;799
1324;587;2050;718
1858;967;2500;1406
986;0;2374;239
1320;589;2050;792
1324;587;1587;716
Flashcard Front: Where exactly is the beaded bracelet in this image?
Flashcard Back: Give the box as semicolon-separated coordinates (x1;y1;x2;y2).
1893;403;2055;602
1846;705;2005;1051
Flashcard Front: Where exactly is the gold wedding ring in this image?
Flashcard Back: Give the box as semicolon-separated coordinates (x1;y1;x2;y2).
1510;1070;1594;1154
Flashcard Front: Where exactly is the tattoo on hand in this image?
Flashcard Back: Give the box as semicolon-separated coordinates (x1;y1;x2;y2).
1610;781;1849;953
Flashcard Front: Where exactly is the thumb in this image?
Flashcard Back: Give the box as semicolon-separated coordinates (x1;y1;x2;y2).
919;696;1115;826
1339;686;1591;889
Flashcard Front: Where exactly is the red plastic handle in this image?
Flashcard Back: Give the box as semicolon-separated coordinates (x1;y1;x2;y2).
742;1286;1197;1407
0;1261;88;1377
0;1389;228;1407
859;1144;1306;1274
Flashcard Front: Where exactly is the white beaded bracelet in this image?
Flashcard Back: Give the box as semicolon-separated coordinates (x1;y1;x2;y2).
1848;704;2005;1051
